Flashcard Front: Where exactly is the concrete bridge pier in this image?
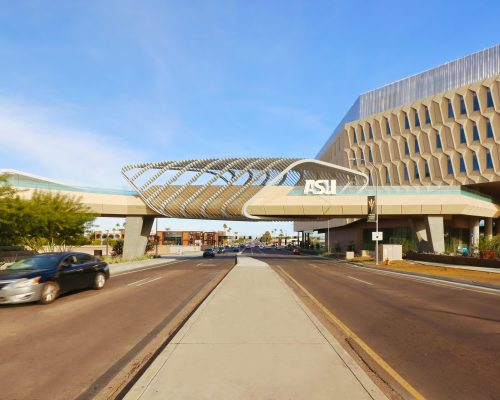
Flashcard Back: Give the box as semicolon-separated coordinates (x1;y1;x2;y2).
123;216;155;259
411;216;445;253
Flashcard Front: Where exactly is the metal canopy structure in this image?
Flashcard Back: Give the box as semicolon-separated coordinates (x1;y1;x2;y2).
121;158;368;221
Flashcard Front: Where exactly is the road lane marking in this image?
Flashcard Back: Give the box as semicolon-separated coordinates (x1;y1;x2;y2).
135;277;162;287
127;277;152;286
347;276;374;286
276;265;426;400
196;263;216;267
308;264;320;269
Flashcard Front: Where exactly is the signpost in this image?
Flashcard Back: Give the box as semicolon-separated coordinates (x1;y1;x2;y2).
372;231;383;241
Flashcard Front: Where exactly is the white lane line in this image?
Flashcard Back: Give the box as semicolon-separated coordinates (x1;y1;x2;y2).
197;263;216;267
135;277;162;287
347;276;374;286
309;264;319;269
127;277;151;286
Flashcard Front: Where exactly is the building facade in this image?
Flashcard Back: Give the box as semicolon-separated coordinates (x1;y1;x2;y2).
296;45;500;254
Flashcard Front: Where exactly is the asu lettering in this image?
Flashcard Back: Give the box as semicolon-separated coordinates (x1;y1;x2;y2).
303;180;336;195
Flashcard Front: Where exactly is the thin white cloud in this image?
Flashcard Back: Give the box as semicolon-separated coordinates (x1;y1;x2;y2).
0;98;145;188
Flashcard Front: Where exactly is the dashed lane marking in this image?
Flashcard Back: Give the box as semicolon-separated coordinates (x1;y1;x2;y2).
134;277;162;287
347;276;374;286
276;265;426;400
127;277;152;286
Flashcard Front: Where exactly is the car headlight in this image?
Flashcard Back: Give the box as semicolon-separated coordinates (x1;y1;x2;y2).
8;277;41;289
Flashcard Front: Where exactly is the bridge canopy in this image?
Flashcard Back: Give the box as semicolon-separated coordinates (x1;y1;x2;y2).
121;158;368;221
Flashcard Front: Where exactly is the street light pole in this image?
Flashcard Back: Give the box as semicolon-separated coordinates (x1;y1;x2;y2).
349;157;379;265
327;218;330;254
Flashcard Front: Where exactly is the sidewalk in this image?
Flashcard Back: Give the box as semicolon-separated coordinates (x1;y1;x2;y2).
124;256;386;400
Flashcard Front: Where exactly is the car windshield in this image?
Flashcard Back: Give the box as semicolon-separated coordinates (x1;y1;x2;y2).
7;255;60;270
205;248;213;252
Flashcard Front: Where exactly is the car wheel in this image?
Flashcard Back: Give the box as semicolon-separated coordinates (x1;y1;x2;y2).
39;282;59;304
93;272;106;290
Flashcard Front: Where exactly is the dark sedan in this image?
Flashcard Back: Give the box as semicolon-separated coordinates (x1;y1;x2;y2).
0;252;110;305
203;248;216;257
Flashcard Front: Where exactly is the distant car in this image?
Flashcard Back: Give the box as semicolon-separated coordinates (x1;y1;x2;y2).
203;248;216;257
292;248;301;255
0;252;109;305
217;247;225;254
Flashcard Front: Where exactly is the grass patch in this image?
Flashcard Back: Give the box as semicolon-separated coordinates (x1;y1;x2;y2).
102;255;155;264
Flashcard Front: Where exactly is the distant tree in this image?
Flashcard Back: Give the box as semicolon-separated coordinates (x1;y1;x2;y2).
112;239;124;256
145;239;155;254
260;231;272;244
20;191;96;252
0;175;22;245
0;174;96;251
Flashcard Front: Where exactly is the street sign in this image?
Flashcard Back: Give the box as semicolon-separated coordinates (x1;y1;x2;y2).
372;231;383;241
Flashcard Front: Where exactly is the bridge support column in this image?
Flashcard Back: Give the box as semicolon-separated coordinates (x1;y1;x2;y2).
485;218;493;238
469;217;480;250
411;216;444;253
123;216;155;259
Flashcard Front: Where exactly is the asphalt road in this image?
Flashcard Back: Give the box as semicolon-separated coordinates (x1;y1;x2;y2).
246;247;500;400
0;255;234;400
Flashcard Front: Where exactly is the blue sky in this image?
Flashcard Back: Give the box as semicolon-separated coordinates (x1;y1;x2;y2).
0;0;498;235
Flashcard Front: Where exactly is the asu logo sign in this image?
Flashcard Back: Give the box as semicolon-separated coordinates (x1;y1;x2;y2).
303;180;337;195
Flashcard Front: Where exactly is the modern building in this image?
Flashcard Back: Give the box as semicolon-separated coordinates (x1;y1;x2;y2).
152;230;226;247
296;45;500;254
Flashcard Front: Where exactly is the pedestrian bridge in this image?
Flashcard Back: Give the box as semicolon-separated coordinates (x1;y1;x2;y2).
2;168;499;258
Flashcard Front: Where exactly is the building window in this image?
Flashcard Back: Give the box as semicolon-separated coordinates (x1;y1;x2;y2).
460;95;466;115
486;150;494;169
473;122;480;141
486;88;494;108
386;168;390;184
353;129;357;144
472;153;479;171
460;125;466;144
425;107;430;124
405;113;410;129
472;91;480;111
436;131;442;149
415;163;420;179
414;138;420;154
369;149;373;162
386;118;391;135
448;99;454;118
415;110;420;127
425;162;430;178
448;157;454;175
487;119;494;138
460;156;466;173
405;140;410;155
361;127;365;141
405;166;409;181
369;125;373;140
